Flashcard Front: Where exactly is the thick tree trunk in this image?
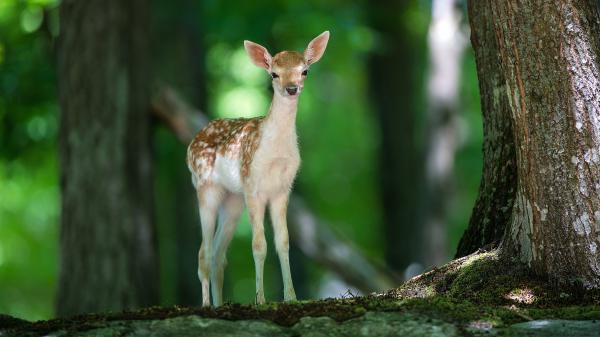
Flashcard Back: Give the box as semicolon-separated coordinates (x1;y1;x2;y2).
455;0;517;258
493;0;600;286
57;0;158;316
461;0;600;286
368;1;427;275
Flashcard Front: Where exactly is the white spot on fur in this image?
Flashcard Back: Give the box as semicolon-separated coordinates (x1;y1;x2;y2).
576;121;583;130
571;156;580;165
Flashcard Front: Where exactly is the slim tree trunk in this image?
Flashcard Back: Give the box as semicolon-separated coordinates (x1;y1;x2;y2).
461;0;600;286
57;0;158;316
151;0;207;306
422;0;468;266
368;0;428;276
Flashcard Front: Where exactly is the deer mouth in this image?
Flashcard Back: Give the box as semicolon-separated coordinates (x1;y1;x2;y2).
285;87;299;96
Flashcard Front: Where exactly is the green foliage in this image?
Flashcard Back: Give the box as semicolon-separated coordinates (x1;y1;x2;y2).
0;155;58;321
0;0;60;321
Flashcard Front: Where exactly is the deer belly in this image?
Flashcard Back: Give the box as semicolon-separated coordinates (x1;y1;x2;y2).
213;155;243;193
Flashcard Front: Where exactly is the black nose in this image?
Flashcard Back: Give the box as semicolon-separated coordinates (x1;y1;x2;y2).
286;86;298;95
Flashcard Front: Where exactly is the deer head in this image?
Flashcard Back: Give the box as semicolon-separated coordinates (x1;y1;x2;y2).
244;31;330;99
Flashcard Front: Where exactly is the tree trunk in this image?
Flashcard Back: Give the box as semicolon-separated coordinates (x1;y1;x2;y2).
368;0;428;276
495;0;600;286
461;0;600;286
455;0;517;258
56;0;158;316
174;4;209;305
151;0;207;306
422;0;468;267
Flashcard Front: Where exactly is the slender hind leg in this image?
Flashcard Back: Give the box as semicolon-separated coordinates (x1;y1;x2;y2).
246;194;267;304
269;193;296;301
197;184;224;307
211;193;244;306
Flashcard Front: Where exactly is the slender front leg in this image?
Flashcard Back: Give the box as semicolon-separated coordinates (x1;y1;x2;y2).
269;193;296;301
246;194;267;304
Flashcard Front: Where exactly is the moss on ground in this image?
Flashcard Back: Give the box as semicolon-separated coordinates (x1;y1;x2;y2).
3;249;600;336
393;248;600;306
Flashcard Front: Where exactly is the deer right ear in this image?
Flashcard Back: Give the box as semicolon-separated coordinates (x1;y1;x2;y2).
244;41;272;70
304;31;330;65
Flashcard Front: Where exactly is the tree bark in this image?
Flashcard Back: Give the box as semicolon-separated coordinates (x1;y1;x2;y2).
461;0;600;286
151;0;208;306
175;0;208;306
494;0;600;286
368;0;428;275
57;0;158;316
455;0;518;258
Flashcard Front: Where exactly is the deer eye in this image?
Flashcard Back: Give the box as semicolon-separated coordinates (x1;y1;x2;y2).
271;72;279;79
302;70;308;76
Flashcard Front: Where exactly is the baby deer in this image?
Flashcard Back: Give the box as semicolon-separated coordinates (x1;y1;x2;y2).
187;31;330;306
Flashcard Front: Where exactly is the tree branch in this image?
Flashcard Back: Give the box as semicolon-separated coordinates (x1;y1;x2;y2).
150;86;399;293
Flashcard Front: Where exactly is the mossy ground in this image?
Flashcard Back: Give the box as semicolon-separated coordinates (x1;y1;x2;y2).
4;249;600;336
389;249;600;326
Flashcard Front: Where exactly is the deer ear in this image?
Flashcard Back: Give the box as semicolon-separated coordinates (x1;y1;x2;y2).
244;40;272;70
304;31;330;65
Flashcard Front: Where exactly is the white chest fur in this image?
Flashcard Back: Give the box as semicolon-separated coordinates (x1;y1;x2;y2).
245;87;302;193
248;126;300;195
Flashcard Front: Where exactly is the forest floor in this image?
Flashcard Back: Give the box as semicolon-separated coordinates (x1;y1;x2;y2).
3;249;600;336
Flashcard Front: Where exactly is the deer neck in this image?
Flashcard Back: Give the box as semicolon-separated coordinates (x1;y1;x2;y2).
262;92;299;143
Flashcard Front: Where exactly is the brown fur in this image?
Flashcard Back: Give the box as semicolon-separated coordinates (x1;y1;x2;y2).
187;117;264;186
272;51;305;68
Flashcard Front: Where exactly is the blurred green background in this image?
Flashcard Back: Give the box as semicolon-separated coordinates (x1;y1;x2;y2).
0;0;481;320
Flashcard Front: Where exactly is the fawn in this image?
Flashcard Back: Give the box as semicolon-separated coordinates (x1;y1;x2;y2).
186;31;330;306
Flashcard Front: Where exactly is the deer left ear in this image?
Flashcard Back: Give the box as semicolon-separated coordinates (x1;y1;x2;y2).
304;31;330;65
244;40;272;70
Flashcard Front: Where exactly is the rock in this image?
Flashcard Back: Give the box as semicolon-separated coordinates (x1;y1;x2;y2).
292;312;457;337
28;312;458;337
507;319;600;337
5;307;600;337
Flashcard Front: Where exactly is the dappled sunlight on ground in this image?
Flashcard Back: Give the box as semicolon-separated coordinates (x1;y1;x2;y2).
505;287;536;305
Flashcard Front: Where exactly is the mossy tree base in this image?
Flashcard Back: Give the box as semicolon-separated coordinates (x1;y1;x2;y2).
3;250;600;336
